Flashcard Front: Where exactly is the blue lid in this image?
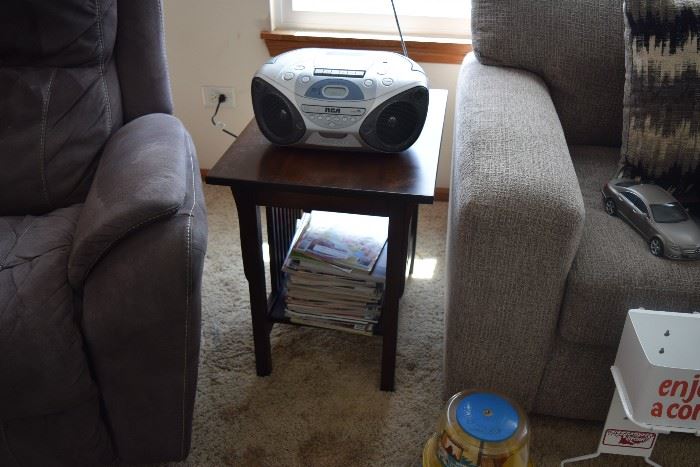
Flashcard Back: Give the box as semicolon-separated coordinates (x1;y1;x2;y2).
456;392;519;442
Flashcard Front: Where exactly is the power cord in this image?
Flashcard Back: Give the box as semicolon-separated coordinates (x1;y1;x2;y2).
210;93;238;138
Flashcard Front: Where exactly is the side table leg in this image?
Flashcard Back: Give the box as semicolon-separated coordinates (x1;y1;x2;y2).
381;202;410;391
232;189;272;376
409;204;418;276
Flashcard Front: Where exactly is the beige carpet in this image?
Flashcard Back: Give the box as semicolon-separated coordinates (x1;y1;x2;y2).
171;185;699;467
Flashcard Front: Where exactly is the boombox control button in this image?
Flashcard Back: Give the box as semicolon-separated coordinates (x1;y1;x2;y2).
300;76;310;83
363;79;374;87
382;78;394;86
283;72;294;80
294;64;305;70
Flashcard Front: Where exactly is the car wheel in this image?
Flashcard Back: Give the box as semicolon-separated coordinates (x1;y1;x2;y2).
604;198;617;216
650;237;664;257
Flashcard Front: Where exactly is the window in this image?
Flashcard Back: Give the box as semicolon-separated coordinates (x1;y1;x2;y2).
651;202;689;223
272;0;471;39
622;192;648;214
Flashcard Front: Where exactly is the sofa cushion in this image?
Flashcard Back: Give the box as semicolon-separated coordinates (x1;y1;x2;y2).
0;206;99;420
0;0;122;216
533;335;617;421
471;0;625;146
2;395;114;466
559;146;700;348
620;0;700;195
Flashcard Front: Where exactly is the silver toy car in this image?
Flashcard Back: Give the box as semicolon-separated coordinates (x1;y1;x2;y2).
602;179;700;259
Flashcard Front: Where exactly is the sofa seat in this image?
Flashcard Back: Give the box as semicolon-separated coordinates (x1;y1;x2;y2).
532;146;700;420
559;146;700;348
0;206;113;465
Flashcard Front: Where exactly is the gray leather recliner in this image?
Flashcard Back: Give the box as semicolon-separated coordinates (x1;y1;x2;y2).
445;0;700;421
0;1;207;464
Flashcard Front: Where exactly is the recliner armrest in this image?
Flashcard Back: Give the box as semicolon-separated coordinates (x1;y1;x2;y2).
68;113;190;288
444;54;585;408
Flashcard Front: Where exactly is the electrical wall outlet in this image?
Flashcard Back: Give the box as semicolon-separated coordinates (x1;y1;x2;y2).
201;86;235;108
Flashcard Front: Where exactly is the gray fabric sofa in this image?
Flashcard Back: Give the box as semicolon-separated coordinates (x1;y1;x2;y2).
445;0;700;421
0;1;207;465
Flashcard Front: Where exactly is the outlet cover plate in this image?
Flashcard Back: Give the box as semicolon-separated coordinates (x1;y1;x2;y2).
202;86;235;108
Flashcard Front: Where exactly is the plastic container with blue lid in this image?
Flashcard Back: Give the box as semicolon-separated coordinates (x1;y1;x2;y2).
423;390;532;467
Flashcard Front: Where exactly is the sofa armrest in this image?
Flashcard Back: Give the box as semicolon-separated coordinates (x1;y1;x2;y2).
444;54;585;409
68;113;189;288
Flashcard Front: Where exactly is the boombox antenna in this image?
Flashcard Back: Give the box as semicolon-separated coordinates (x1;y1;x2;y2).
390;0;408;57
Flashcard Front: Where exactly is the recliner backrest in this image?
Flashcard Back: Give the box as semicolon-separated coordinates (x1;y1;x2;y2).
0;0;122;215
0;0;174;216
472;0;625;147
115;1;174;123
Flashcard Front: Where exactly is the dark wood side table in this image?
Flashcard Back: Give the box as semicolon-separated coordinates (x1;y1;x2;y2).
206;89;447;391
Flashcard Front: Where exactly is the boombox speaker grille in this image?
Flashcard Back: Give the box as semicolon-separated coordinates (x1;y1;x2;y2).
376;102;418;146
251;77;306;145
360;86;429;152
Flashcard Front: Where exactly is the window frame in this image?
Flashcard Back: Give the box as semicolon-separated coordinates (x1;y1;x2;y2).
271;0;471;40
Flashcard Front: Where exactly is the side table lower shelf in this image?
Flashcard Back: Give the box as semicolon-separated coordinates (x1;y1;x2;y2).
235;198;415;391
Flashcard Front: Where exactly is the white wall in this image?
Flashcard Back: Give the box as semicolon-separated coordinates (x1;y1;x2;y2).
162;0;459;189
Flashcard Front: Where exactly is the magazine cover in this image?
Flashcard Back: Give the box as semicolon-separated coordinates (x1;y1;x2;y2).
292;211;388;272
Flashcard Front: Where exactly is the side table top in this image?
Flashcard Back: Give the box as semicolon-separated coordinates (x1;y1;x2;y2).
206;89;447;203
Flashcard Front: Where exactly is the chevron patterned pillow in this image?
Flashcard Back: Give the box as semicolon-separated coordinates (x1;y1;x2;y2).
621;0;700;197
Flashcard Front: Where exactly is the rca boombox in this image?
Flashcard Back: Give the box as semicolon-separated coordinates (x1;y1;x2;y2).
251;48;429;153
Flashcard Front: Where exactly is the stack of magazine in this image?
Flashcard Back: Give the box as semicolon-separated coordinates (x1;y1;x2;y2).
282;211;388;336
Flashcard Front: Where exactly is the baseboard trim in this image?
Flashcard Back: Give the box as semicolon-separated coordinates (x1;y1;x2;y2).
434;188;449;202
